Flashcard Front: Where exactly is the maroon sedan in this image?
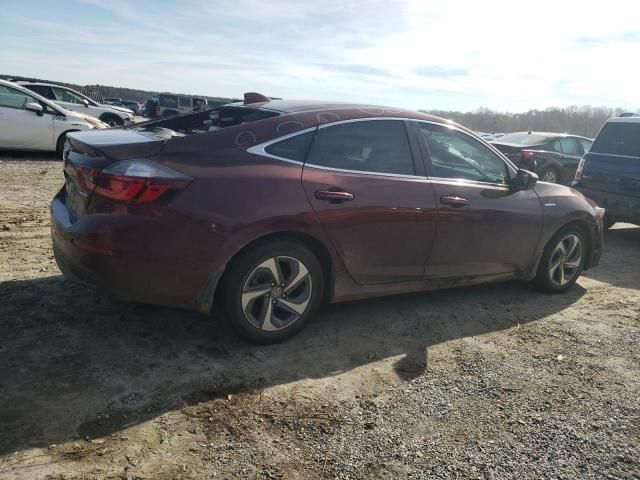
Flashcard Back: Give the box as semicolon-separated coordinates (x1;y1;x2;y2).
51;94;604;343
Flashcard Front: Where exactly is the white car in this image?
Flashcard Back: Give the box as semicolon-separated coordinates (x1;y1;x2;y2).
0;79;107;157
18;81;134;126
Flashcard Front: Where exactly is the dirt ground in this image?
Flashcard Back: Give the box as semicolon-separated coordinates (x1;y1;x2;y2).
0;154;638;480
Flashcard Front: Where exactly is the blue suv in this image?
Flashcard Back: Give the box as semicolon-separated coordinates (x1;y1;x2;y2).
573;115;640;229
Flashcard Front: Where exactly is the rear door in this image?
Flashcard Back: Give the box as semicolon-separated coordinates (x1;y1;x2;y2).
0;84;53;150
301;118;438;285
557;137;582;183
415;121;542;278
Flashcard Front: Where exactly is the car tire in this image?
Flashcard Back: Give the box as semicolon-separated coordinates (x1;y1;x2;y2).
100;114;123;127
55;131;73;159
603;213;615;230
540;166;561;184
533;225;586;294
220;241;324;344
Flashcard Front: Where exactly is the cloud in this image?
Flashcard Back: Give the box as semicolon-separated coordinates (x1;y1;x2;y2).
1;0;640;112
414;66;470;78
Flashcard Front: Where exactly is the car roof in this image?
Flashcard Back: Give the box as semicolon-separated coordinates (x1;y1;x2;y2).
17;81;67;88
496;131;591;140
224;98;456;127
607;116;640;123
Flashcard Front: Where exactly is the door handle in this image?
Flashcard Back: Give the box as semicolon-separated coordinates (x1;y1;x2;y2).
440;195;470;207
315;189;354;203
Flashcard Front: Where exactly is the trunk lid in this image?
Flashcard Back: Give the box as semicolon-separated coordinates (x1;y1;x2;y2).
63;130;168;218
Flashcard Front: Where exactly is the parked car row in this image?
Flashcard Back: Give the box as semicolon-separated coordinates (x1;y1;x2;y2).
144;93;209;118
17;81;135;126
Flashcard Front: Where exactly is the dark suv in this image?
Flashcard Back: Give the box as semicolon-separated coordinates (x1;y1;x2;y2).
573;116;640;228
492;132;592;185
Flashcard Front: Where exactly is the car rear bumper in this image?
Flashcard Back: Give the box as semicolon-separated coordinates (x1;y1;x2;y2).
575;185;640;224
50;187;222;312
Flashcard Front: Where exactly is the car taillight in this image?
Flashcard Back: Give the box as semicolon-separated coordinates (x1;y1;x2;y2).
75;160;192;204
575;157;586;181
520;151;536;160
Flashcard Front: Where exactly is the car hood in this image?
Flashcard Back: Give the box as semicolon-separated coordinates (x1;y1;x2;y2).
104;104;134;115
534;180;594;205
68;111;108;128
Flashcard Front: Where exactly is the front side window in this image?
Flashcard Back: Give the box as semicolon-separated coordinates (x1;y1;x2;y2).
306;120;415;176
51;87;85;104
559;138;580;155
418;123;509;184
0;85;39;110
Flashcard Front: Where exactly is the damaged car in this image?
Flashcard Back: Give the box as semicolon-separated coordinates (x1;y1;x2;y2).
51;93;604;343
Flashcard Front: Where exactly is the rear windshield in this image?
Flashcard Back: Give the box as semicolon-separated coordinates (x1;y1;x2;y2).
591;122;640;157
494;133;551;145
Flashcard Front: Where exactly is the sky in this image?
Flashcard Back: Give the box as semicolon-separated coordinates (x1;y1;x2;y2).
1;0;639;112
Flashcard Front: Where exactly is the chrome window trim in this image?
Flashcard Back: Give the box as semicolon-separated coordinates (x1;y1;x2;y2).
316;116;407;129
412;119;518;186
428;176;510;189
246;126;317;165
303;163;425;180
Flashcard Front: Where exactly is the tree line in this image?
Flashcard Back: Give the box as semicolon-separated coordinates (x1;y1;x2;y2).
422;106;637;138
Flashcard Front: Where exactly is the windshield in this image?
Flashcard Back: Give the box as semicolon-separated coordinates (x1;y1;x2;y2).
494;132;550;145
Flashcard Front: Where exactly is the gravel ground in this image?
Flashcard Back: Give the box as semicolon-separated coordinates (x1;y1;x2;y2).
0;155;638;479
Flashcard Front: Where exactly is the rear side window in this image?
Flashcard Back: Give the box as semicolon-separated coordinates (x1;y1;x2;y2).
580;139;592;154
592;123;640;157
559;138;580;155
306;120;415;175
265;130;315;162
25;85;55;100
159;95;178;107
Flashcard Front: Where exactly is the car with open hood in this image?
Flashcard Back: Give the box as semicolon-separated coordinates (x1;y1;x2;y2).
18;81;134;126
0;79;107;157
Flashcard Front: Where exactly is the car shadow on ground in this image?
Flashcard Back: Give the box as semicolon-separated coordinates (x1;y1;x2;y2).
0;274;590;456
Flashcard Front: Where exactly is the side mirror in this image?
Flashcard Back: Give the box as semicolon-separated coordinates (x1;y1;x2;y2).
82;99;90;106
24;102;44;115
511;169;538;191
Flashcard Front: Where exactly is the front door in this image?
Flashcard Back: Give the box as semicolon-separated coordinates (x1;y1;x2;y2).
302;119;438;285
0;85;53;150
414;121;543;278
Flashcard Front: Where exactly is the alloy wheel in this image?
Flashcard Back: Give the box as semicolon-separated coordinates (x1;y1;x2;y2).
241;256;313;331
541;170;558;183
548;234;582;286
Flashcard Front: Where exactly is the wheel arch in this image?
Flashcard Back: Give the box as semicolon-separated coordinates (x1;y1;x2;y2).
200;230;335;314
56;129;80;155
526;214;598;279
